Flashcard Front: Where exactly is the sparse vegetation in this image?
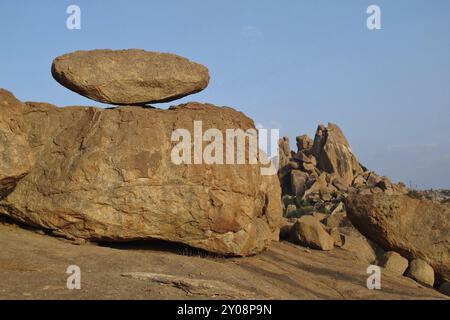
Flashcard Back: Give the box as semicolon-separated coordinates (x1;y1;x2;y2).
407;190;423;200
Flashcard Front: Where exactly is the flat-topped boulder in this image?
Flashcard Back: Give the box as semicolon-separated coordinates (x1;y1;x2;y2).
51;49;210;105
0;91;281;256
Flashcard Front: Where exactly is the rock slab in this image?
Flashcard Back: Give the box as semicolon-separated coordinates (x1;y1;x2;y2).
51;49;210;105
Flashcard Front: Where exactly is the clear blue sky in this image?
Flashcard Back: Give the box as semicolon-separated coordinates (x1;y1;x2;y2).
1;1;449;188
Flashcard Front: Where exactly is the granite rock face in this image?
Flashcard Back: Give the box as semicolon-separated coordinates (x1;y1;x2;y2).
51;49;210;105
0;90;35;199
0;93;282;256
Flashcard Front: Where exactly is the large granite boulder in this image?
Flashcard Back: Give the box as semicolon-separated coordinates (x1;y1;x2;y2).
0;95;282;256
51;49;210;105
345;193;450;281
311;123;363;186
0;90;35;198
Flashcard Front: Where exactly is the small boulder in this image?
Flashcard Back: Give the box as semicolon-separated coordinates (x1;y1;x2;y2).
290;216;334;251
379;251;409;275
406;259;435;287
340;227;378;264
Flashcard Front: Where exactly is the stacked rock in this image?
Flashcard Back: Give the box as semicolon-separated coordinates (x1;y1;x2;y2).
0;49;283;257
51;49;210;105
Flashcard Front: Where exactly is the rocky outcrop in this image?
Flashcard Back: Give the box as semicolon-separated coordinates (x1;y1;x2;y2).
0;90;35;199
345;193;450;282
0;93;282;256
279;123;408;220
51;49;210;105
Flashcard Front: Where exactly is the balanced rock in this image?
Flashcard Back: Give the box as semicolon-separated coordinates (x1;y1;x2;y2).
406;259;435;287
0;92;282;256
345;193;450;281
290;216;334;251
379;251;409;276
311;123;363;186
0;90;35;198
51;49;210;105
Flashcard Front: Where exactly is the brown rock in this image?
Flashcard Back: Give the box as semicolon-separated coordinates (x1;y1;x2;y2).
0;99;282;257
352;174;366;188
329;227;343;247
291;170;309;197
340;228;378;264
0;90;35;199
278;137;291;169
311;123;363;186
345;193;450;281
51;49;210;105
406;259;435;287
324;212;352;229
379;251;409;276
290;216;334;251
296;135;313;152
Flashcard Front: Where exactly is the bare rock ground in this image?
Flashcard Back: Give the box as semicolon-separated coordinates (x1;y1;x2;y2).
0;223;446;300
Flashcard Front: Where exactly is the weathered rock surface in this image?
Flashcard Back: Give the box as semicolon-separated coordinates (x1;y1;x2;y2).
345;193;450;282
0;90;35;198
1;223;447;300
311;123;363;186
0;95;281;256
290;216;334;251
380;251;409;276
339;227;379;264
51;49;210;105
406;259;435;287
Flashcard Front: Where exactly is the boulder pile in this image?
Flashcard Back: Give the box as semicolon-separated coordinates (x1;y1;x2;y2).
0;49;282;257
277;124;449;293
